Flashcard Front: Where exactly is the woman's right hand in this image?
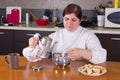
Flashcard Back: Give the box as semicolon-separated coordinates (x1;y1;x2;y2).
29;37;39;48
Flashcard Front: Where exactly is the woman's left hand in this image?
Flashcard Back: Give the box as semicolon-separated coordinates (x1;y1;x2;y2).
67;48;92;61
67;48;82;60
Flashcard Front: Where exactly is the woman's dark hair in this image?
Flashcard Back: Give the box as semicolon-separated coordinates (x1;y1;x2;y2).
63;3;82;20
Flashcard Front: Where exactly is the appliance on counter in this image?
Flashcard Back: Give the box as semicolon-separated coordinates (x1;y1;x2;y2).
6;6;21;23
105;8;120;28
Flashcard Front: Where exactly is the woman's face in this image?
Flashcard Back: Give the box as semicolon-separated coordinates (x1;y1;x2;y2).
63;13;81;32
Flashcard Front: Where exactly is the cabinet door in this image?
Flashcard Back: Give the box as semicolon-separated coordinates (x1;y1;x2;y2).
96;34;120;61
0;29;14;55
14;30;54;56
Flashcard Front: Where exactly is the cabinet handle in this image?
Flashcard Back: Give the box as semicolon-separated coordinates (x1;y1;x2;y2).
26;33;35;36
111;38;120;41
0;32;5;35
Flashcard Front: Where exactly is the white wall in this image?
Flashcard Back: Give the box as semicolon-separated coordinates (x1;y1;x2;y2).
0;0;115;10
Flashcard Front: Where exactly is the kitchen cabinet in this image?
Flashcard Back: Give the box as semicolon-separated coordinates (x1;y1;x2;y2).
14;30;54;56
0;29;54;56
0;29;14;55
96;33;120;61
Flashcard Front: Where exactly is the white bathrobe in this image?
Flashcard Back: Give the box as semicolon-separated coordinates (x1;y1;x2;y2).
23;26;107;64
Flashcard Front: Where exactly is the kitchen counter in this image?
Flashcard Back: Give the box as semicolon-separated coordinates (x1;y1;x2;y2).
0;23;120;34
88;27;120;34
0;23;61;31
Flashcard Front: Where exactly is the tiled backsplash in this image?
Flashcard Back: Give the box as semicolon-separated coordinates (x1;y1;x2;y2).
0;0;117;24
0;8;96;23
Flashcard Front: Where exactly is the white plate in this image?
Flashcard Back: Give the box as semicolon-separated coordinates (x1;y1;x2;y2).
78;66;107;76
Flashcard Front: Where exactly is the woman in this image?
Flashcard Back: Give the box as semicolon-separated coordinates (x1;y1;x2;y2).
23;3;107;64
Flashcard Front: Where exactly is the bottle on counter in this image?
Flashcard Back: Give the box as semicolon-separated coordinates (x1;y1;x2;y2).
26;12;29;24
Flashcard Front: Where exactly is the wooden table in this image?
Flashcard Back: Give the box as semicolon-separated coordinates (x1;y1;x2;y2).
0;55;120;80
